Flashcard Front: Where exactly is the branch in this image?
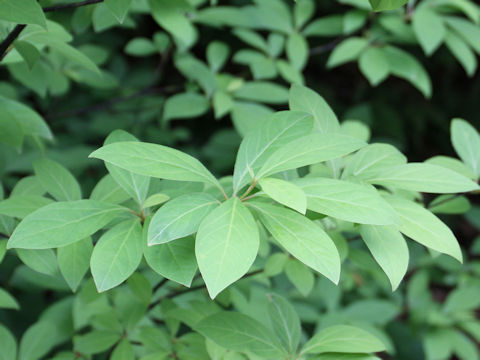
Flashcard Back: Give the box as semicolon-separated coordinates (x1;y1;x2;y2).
0;0;104;61
148;269;263;310
309;38;342;56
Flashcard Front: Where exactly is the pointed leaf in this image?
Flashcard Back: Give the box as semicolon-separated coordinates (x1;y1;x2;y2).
294;178;399;225
196;197;259;298
359;225;409;290
0;324;17;360
148;193;219;245
33;158;82;201
0;288;20;310
57;237;93;292
7;200;126;249
91;219;143;292
451;118;480;178
249;201;340;284
259;178;307;214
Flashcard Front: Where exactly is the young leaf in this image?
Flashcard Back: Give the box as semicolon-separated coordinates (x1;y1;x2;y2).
148;193;219;245
266;293;301;355
451;118;480;178
294;178;399;225
90;219;143;292
301;325;386;354
386;196;463;262
359;225;409;290
0;288;20;310
33;158;82;202
57;237;93;292
142;193;170;208
0;324;16;360
196;197;259;298
412;6;446;55
233;111;313;193
0;0;46;27
249;201;340;284
445;31;477;77
289;84;340;133
366;163;480;193
90;142;221;189
257;133;366;179
7;200;126;249
259;178;307;214
195;312;286;358
104;131;151;203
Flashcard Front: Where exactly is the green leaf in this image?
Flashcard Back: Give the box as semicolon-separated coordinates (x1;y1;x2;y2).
234;81;289;104
91;219;143;292
142;193;170;208
90;142;221;189
301;325;386;354
266;293;301;355
294;0;315;29
259;178;307;214
0;324;17;360
424;329;454;360
163;93;210;121
445;31;477;77
37;39;99;73
207;41;230;72
412;6;446;55
233;111;313;193
175;54;215;95
425;156;477;180
285;258;315;296
289;84;340;133
148;192;219;245
369;0;408;11
366;163;480;193
104;130;150;205
428;194;471;214
359;47;390;86
19;321;57;360
196;197;259;298
57;237;93;292
111;339;135;360
0;288;20;310
452;330;479;360
0;195;53;219
0;96;52;140
17;249;58;276
231;101;274;137
359;225;409;290
124;38;157;56
0;0;46;27
451;118;480;178
149;0;197;49
144;236;197;287
90;175;131;204
294;178;398;225
249;201;340;284
386;196;463;262
195;312;286;358
14;40;40;69
0;111;23;149
303;16;344;37
444;16;480;54
327;37;368;68
33;158;81;202
286;32;308;70
105;0;132;23
443;286;480;314
257;133;366;179
7;200;126;249
74;330;121;355
343;143;407;180
382;46;432;97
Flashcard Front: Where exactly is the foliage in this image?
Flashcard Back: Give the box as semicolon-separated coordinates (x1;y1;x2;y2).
0;0;480;359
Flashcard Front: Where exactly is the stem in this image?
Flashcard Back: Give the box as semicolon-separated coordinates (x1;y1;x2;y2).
218;186;229;201
241;192;262;202
148;269;263;310
0;232;9;239
239;179;257;200
0;0;104;61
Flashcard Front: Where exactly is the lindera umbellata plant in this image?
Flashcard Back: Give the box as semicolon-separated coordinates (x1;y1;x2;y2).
1;84;480;360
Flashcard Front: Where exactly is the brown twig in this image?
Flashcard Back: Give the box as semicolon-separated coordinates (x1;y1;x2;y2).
0;0;104;61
